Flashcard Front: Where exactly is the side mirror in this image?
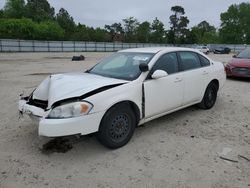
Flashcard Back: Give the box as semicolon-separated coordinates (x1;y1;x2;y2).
139;63;149;72
232;54;237;58
151;70;168;79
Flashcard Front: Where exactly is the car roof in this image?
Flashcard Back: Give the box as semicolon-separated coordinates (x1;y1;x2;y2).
119;47;199;54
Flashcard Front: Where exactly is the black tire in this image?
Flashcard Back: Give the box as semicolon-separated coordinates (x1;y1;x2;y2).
198;83;218;109
96;104;136;149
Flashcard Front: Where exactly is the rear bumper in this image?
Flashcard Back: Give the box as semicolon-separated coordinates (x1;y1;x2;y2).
19;99;105;137
225;67;250;78
226;73;250;78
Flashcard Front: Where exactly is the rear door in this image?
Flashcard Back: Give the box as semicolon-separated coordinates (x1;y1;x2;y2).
177;51;211;105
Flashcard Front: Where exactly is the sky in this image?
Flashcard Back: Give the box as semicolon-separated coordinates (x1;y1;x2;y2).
0;0;247;29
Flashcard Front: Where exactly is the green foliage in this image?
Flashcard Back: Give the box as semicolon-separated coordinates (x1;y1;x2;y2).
169;5;190;44
191;21;218;44
105;23;124;41
150;18;165;43
88;27;109;42
123;17;139;42
25;0;55;22
56;8;75;38
0;10;4;18
0;18;36;39
0;18;64;40
3;0;25;18
71;24;91;41
36;21;64;40
70;24;109;42
136;21;151;43
219;2;250;44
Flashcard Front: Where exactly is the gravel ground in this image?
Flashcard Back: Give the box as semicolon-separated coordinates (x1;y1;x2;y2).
0;52;249;188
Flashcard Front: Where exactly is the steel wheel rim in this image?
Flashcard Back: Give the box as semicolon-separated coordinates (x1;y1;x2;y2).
207;89;215;107
108;114;130;142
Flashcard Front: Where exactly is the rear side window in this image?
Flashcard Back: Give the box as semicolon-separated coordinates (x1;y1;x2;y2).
199;55;210;67
150;52;178;75
179;52;201;71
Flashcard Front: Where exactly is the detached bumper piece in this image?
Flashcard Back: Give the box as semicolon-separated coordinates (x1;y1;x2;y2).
19;99;45;118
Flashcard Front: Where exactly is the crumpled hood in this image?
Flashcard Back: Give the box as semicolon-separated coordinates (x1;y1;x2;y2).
32;72;127;108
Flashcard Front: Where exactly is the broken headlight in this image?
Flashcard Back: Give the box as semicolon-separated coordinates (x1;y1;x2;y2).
47;101;93;119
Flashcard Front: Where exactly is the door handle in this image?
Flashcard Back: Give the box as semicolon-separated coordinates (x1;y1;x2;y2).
202;71;209;75
174;77;182;83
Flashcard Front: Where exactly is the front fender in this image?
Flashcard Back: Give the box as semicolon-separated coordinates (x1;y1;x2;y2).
86;81;142;117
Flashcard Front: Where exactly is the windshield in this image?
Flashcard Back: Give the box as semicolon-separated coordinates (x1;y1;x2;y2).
236;48;250;59
89;52;155;80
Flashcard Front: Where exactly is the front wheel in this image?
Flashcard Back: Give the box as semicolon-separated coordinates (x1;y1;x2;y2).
96;104;136;149
198;83;218;109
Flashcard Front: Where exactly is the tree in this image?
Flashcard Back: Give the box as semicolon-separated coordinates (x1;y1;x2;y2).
150;17;165;43
36;21;64;40
219;2;250;44
71;24;91;41
0;10;4;18
0;18;64;40
168;5;189;44
25;0;55;22
123;17;139;42
90;27;109;42
191;20;217;44
56;8;75;39
0;18;36;39
3;0;25;18
104;23;124;41
197;21;216;33
136;21;151;43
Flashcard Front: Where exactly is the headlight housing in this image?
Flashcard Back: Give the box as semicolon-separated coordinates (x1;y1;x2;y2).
47;101;93;119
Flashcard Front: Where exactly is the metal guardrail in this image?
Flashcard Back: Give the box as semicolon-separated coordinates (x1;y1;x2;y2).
0;39;249;52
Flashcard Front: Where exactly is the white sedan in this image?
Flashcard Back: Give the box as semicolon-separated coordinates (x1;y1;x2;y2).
19;47;226;148
195;46;210;54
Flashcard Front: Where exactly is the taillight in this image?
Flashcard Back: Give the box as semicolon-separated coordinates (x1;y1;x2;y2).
224;64;228;72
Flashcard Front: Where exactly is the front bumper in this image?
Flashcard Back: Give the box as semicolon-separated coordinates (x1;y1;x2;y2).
19;99;105;137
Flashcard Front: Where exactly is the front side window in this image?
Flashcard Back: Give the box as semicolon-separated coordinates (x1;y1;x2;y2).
150;52;178;75
89;52;154;81
179;52;201;71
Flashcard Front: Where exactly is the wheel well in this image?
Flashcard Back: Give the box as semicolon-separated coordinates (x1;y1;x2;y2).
106;101;140;125
210;79;219;91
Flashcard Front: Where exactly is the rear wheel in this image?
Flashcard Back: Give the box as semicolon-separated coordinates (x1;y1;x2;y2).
96;104;136;149
198;83;218;109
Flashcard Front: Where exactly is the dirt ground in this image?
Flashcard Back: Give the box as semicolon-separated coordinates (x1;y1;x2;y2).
0;52;249;188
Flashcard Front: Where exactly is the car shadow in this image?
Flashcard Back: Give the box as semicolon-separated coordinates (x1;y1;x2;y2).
227;77;250;82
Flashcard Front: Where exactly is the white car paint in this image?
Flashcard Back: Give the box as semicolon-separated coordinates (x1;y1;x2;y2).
18;47;226;137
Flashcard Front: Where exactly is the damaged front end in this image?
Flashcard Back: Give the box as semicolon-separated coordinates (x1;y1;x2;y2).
19;75;51;122
18;94;48;123
18;73;127;137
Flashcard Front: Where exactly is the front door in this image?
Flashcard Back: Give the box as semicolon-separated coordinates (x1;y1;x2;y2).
144;52;184;118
